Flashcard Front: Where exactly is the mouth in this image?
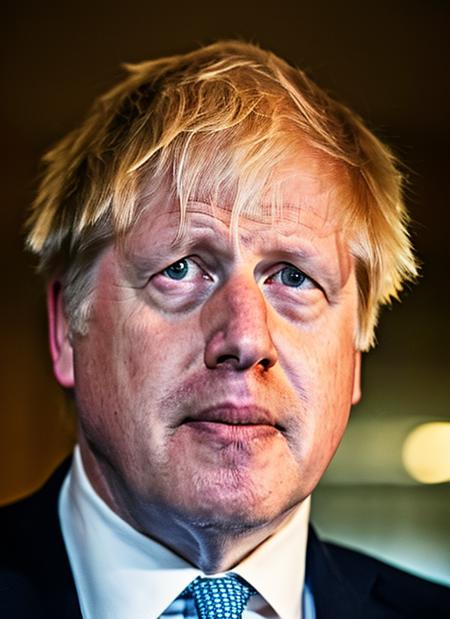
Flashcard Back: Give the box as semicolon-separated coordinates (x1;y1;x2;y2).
181;405;285;441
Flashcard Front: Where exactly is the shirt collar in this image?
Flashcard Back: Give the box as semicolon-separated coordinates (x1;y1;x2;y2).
235;498;310;619
59;446;310;619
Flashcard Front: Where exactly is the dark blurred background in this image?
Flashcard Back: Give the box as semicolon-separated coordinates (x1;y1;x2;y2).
1;0;449;584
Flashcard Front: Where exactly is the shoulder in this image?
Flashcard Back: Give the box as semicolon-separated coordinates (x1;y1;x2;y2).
0;459;81;618
321;535;450;618
0;458;70;560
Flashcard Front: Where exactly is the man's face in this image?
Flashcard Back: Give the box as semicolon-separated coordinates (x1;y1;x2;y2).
53;153;361;534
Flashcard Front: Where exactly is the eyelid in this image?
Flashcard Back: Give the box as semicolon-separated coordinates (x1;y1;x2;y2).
264;263;311;283
158;255;213;282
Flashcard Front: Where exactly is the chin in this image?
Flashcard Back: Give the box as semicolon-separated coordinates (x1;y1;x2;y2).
172;470;304;533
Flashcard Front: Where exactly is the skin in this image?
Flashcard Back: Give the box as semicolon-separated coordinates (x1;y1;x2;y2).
49;155;361;573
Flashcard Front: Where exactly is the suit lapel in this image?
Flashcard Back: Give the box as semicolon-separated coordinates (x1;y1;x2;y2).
4;457;83;618
306;527;393;619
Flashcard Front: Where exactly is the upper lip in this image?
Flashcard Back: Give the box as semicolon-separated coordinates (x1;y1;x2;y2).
183;404;283;430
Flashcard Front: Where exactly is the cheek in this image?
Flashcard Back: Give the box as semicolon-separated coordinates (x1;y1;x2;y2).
277;312;356;456
120;308;202;388
72;320;168;470
280;323;356;400
75;303;202;418
312;329;356;428
309;336;356;459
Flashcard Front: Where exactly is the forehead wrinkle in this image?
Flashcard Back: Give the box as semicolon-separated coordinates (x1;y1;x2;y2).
232;201;343;257
125;189;346;263
236;227;320;257
182;205;330;260
185;172;342;230
186;198;334;227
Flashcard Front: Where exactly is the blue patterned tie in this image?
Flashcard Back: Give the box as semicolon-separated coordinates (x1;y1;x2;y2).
187;574;256;619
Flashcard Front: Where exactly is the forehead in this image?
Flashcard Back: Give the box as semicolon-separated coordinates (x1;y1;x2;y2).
132;147;349;247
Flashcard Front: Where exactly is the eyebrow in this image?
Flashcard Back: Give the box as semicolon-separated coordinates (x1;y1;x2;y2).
236;228;351;296
124;214;349;295
123;223;230;277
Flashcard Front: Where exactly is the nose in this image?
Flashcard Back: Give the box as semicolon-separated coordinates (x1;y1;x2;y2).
202;274;278;371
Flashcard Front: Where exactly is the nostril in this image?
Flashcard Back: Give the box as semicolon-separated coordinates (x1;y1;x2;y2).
260;357;273;370
214;353;275;371
216;354;240;366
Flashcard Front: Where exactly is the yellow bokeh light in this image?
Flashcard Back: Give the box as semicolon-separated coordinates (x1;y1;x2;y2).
402;422;450;484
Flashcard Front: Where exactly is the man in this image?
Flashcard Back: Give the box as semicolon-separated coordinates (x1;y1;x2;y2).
1;40;448;618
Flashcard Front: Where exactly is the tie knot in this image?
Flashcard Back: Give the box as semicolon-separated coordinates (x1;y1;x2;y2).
187;574;256;619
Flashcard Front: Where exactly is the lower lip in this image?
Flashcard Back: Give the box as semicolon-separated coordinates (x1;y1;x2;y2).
182;421;280;443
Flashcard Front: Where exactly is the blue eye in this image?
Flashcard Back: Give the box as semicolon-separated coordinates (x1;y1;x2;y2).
163;259;189;280
280;266;306;287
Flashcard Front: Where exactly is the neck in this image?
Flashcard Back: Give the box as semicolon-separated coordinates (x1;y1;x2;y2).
148;506;297;574
79;439;297;574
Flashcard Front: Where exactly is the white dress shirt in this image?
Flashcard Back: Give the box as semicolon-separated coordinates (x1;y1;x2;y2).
59;447;314;619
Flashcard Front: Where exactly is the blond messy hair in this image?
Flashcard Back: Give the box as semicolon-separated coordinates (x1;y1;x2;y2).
26;40;417;350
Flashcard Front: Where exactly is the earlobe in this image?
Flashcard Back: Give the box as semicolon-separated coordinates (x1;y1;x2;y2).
351;351;362;405
47;281;75;388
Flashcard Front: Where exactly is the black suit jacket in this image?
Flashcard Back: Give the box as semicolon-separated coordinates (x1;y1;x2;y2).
1;460;449;618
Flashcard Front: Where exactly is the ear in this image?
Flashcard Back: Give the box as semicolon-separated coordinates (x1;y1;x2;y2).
47;281;75;388
351;351;362;405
